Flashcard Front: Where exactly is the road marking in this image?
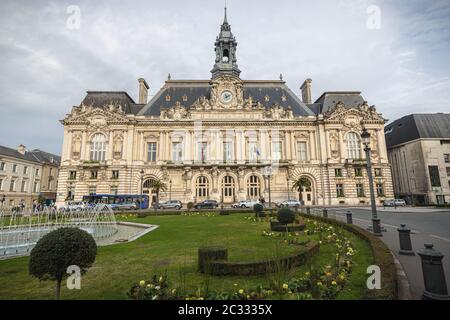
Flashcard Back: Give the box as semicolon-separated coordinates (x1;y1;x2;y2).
332;213;420;233
430;235;450;242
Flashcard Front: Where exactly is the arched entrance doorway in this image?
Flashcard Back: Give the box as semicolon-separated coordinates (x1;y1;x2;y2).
142;178;158;206
293;176;314;206
246;175;261;201
195;176;210;202
221;175;236;204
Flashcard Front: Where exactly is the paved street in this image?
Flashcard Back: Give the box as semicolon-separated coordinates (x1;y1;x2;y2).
326;207;450;299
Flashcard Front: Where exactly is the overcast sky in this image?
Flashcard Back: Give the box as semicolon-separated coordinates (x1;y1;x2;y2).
1;0;449;155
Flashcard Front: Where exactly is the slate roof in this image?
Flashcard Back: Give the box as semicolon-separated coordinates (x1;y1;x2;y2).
80;91;143;115
138;80;315;117
312;92;365;114
385;113;450;148
0;145;60;165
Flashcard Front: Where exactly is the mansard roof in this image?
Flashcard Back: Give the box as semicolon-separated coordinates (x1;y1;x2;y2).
0;145;60;165
80;91;144;115
385;113;450;148
313;91;365;114
138;79;315;117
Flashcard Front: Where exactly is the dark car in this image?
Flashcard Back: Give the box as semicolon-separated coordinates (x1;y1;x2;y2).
157;200;183;210
193;200;219;209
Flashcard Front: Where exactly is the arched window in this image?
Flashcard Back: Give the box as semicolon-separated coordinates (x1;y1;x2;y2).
247;175;261;199
196;176;209;198
222;49;229;62
221;175;235;202
346;132;360;159
90;133;107;161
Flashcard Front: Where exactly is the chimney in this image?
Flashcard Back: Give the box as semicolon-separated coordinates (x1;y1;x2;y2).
300;78;312;104
138;78;149;104
17;144;26;155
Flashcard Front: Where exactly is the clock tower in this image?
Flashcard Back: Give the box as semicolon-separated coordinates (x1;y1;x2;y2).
210;6;241;79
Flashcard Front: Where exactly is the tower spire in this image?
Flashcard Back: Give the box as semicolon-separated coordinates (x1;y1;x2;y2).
211;5;241;79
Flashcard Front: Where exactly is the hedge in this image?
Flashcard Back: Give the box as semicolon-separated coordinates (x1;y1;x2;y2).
200;241;319;276
298;212;398;300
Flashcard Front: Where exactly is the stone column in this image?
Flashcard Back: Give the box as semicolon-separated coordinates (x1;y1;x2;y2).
285;130;291;161
81;131;87;160
309;130;316;160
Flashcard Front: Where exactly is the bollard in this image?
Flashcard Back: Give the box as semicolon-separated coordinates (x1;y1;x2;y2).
322;208;328;218
346;210;353;224
306;207;310;215
418;243;450;300
397;224;414;256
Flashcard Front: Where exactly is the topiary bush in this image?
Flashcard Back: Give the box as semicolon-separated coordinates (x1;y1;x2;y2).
277;208;295;225
29;228;97;300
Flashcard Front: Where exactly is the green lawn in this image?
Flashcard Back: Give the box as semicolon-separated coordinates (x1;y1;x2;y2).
0;213;374;300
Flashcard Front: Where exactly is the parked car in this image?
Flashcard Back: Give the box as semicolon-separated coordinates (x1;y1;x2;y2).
193;200;219;209
276;200;302;208
231;200;260;209
110;202;138;211
64;201;87;211
156;200;183;210
384;199;407;207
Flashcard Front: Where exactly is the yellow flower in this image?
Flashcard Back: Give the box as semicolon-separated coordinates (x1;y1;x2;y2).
325;272;332;277
239;289;244;294
147;284;154;288
139;280;146;286
282;283;289;289
171;289;177;294
317;281;323;286
332;281;337;286
233;283;238;286
305;272;310;276
159;276;164;282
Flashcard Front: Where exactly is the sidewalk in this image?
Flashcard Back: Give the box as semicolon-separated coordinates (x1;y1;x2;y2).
348;206;450;213
326;210;450;300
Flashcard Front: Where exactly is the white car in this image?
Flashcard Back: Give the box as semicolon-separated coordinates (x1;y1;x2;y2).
64;201;87;211
277;200;302;208
232;200;260;209
384;199;407;207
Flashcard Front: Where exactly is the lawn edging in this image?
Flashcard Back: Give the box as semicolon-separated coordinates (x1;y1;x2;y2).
202;241;319;276
298;212;398;300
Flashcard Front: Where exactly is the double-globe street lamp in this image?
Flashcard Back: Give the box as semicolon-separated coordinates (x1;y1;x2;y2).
361;128;382;236
140;169;144;210
263;166;273;209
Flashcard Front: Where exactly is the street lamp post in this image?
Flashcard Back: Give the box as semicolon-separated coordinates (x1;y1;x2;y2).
264;166;273;209
286;177;290;201
140;169;144;210
361;128;382;236
169;180;172;201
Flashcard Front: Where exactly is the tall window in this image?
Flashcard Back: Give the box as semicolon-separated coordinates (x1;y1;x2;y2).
335;168;343;177
88;186;96;195
172;142;182;162
272;141;282;161
197;142;208;162
354;167;363;177
110;186;118;195
346;132;360;159
223;141;233;162
147;142;157;162
0;162;5;171
23;166;28;175
247;175;261;199
196;176;209;198
444;154;450;163
12;164;17;173
90;133;107;161
428;166;441;187
69;171;77;180
336;184;344;198
296;141;308;161
248;141;259;161
33;181;39;193
35;168;40;176
374;168;383;177
112;170;119;179
0;178;3;191
21;180;26;192
356;183;365;197
9;179;15;192
376;183;384;197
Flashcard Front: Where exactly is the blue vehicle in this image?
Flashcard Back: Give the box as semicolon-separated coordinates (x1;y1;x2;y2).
82;194;149;209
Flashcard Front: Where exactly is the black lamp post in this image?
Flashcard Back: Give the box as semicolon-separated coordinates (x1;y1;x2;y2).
361;128;382;236
264;166;273;209
169;180;172;201
140;169;144;210
286;177;290;201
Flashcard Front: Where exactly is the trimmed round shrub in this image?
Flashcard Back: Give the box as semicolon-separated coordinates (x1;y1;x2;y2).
253;203;265;217
277;208;295;225
29;228;97;299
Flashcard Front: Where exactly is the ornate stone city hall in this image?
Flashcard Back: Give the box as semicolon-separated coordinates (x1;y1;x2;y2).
56;10;394;207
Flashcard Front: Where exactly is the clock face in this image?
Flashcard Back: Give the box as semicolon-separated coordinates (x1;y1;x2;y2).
221;90;233;103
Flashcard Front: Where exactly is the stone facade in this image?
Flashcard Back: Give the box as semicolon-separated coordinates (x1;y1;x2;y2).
55;10;393;208
386;114;450;205
0;145;60;208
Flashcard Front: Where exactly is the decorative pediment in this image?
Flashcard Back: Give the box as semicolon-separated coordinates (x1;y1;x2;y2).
160;101;190;120
210;75;244;109
64;103;129;124
324;101;384;123
264;104;294;120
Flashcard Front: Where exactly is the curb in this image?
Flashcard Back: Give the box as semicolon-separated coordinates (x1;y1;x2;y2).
392;253;412;300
